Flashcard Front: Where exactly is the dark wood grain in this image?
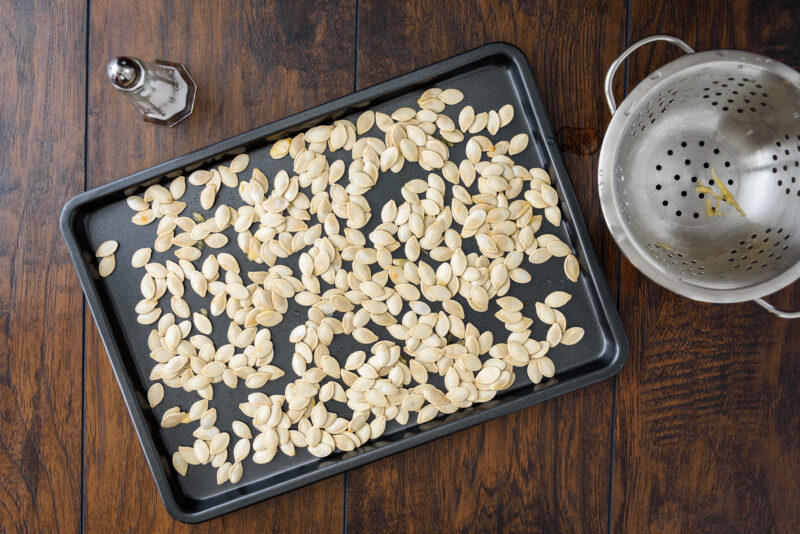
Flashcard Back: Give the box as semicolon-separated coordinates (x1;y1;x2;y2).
0;1;86;533
347;1;626;532
6;0;797;531
84;1;354;530
613;1;800;532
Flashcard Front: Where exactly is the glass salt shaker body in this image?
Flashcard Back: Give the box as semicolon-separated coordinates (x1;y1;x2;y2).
107;57;196;127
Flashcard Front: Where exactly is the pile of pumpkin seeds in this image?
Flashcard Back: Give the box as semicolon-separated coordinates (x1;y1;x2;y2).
111;87;585;486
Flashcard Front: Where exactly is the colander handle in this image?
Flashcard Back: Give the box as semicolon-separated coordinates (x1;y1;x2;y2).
754;298;800;319
605;35;695;114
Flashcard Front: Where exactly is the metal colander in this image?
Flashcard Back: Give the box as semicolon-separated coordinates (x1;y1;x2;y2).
598;35;800;318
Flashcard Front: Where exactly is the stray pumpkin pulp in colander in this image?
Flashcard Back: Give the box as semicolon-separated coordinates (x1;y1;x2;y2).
695;166;746;218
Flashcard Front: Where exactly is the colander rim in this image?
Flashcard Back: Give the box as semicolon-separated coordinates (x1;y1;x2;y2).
598;48;800;303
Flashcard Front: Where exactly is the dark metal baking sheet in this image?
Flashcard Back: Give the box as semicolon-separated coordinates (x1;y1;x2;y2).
61;43;627;523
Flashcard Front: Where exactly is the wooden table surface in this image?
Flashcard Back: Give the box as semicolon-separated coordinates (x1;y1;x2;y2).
2;0;798;532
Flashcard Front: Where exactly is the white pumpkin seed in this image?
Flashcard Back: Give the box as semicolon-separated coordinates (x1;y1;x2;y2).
230;154;249;173
95;240;118;257
98;255;115;277
564;255;580;282
509;133;529;155
147;383;164;407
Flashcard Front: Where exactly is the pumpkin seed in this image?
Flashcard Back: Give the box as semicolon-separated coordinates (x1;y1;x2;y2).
230;154;249;173
98;255;115;277
498;104;514;127
564;255;580;282
561;326;585;345
147;383;164;407
509;133;529;155
95;240;118;257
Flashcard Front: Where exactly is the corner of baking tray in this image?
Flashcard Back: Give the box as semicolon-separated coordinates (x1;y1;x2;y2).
479;41;529;63
158;492;205;524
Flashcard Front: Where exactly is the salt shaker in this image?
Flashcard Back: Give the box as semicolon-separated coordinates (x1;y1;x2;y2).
107;57;196;127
